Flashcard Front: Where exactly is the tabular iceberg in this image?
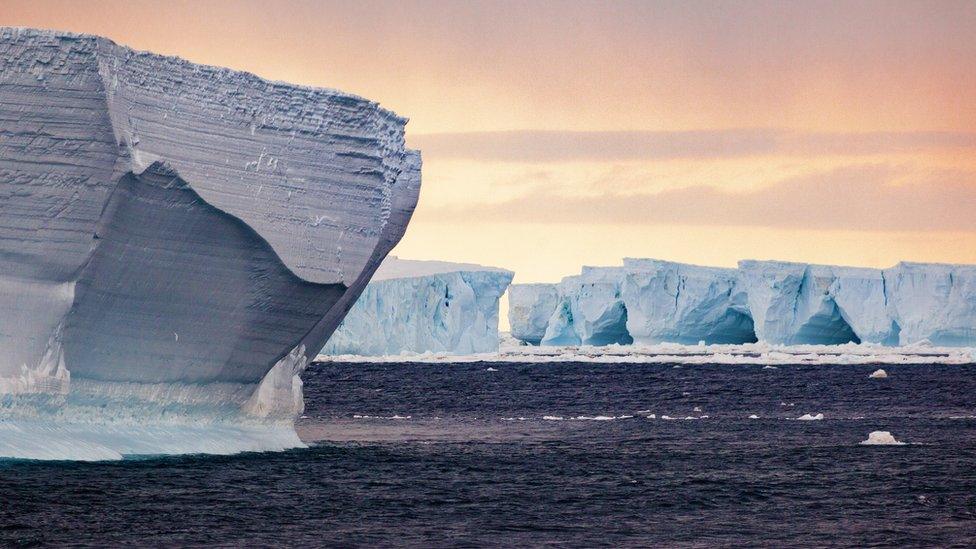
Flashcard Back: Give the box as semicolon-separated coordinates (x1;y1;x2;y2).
508;258;976;348
0;28;420;459
321;257;513;355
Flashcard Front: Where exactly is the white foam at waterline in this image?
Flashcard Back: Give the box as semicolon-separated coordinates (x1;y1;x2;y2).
860;431;905;445
543;416;564;421
796;413;824;421
0;420;303;461
763;365;778;370
320;341;976;366
869;369;888;379
352;414;411;420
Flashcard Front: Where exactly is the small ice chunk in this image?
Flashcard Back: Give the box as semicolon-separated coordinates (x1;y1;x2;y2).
645;414;656;419
693;406;702;412
869;369;888;379
486;367;498;372
748;414;759;419
797;413;824;421
543;415;564;421
763;365;778;370
860;431;905;445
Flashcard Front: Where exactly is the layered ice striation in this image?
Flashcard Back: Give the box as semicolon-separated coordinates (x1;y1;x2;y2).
508;258;976;348
0;28;420;459
321;257;513;355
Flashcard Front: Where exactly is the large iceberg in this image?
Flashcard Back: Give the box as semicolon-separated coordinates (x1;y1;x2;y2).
321;257;513;355
0;29;420;459
508;258;976;348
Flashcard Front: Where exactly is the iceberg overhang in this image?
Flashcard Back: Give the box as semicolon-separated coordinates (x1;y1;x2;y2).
0;28;421;459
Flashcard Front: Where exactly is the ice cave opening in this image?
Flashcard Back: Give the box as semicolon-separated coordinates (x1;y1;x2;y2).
792;303;862;345
703;310;759;345
584;302;634;346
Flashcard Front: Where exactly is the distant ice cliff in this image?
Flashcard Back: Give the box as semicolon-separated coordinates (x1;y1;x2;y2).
509;259;976;347
322;257;513;355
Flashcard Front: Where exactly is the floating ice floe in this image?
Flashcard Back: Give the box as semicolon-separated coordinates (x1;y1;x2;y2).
486;367;499;372
352;414;412;420
749;414;760;419
860;431;905;445
796;413;824;421
869;369;888;379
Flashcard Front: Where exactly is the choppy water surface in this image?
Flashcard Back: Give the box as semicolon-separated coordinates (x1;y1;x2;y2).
3;361;976;546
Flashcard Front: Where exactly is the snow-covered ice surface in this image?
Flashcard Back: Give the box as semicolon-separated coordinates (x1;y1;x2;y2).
321;257;513;355
321;340;976;366
508;258;976;348
0;29;420;460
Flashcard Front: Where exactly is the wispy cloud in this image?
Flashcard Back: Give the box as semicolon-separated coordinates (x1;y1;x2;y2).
423;164;976;231
410;130;976;162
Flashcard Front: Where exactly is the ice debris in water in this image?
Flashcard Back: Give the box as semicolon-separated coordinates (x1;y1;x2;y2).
869;369;888;379
797;413;824;421
860;431;905;445
749;414;760;419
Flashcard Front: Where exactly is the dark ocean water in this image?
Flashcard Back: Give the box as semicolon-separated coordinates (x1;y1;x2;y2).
2;361;976;547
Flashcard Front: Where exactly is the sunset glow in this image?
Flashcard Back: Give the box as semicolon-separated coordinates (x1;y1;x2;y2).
4;0;974;286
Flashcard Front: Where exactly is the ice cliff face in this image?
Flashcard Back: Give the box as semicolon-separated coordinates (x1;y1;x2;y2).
508;259;976;348
620;259;755;345
321;257;513;355
0;28;420;459
508;284;559;345
884;263;976;346
542;268;633;346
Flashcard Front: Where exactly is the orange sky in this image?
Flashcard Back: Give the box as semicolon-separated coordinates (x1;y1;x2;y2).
3;0;975;291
